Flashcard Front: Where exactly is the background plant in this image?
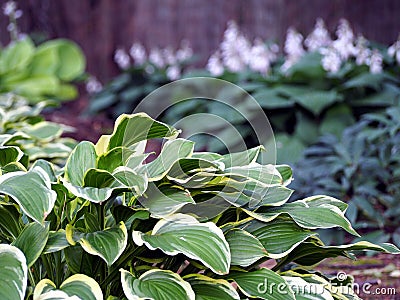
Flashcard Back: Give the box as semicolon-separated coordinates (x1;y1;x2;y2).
0;1;86;102
0;93;76;167
87;19;400;165
292;106;400;247
0;112;398;299
86;41;194;119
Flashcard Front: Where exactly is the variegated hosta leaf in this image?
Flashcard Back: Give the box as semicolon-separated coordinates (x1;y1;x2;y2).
96;113;180;155
132;213;231;275
138;184;195;217
224;163;283;187
0;244;27;300
23;121;63;142
33;274;103;300
0;166;56;223
287;240;400;267
43;230;70;254
242;218;316;259
184;274;240;300
275;165;293;186
121;269;195;300
249;198;359;236
140;139;195;181
12;222;49;267
219;145;264;168
229;268;295;300
282;276;334;300
64;141;97;186
62;167;147;203
167;158;223;183
66;222;128;266
0;146;24;167
225;228;267;267
30;159;57;182
96;146;135;172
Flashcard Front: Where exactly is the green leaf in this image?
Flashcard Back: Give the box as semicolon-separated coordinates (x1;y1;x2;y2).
184;274;240;300
288;240;400;267
36;39;86;81
229;268;295;300
101;113;180;153
12;222;49;267
242;218;316;259
0;166;56;223
6;75;60;98
320;104;355;137
139;184;195;217
283;276;334;300
0;38;35;73
64;141;97;186
253;89;295;109
343;72;384;90
0;244;27;300
43;230;70;254
293;90;341;115
142;139;195;181
0;203;22;240
33;274;103;300
220;146;264;168
225;229;267;267
97;146;135;173
252;199;359;236
23;121;63;141
0;146;24;167
132;213;231;275
121;269;195;300
67;222;128;266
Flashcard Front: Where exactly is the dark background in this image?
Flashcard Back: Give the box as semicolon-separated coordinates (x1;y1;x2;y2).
1;0;399;82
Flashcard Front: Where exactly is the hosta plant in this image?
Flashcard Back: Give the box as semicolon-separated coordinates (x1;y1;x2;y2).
292;106;400;246
0;1;86;102
0;93;76;167
0;113;398;299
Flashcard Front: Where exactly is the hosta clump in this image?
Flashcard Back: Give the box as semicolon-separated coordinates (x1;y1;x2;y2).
292;106;400;246
0;93;76;168
0;113;398;299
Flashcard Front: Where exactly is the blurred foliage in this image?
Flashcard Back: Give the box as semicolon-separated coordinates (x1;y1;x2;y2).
291;106;400;247
0;93;76;167
0;37;86;102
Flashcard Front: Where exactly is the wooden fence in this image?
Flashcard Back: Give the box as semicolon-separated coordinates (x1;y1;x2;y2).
0;0;399;82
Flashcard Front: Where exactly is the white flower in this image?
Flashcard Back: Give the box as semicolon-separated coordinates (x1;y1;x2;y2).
284;27;305;58
149;48;165;68
388;38;400;65
248;39;273;74
176;40;193;62
14;9;22;19
320;47;342;73
166;65;181;80
3;1;16;16
281;27;305;72
332;19;356;60
369;49;383;74
86;76;103;94
129;43;146;66
220;21;250;72
163;47;176;65
354;35;371;65
114;48;130;69
206;51;224;76
305;18;332;51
